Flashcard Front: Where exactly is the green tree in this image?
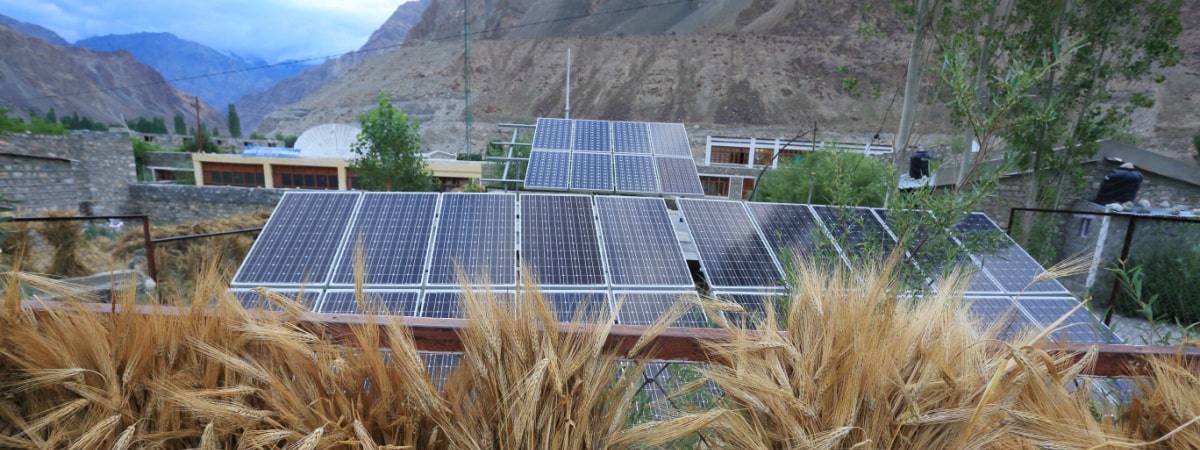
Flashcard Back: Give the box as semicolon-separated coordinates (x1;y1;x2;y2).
178;127;219;153
173;114;187;135
349;92;435;192
44;108;56;124
227;104;242;138
756;150;890;207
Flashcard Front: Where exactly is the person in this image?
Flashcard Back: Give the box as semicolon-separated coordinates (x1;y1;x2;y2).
1094;162;1143;204
908;149;932;179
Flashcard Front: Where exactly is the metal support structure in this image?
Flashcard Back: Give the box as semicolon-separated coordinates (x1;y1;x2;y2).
11;214;156;282
565;48;571;119
464;0;474;158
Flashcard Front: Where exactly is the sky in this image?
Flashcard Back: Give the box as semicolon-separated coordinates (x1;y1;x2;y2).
0;0;410;63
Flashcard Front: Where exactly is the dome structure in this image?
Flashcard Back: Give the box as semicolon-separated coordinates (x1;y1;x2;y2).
294;124;362;160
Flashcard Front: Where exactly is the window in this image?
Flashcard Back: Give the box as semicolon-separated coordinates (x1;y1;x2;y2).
701;176;730;197
201;162;265;188
273;165;340;190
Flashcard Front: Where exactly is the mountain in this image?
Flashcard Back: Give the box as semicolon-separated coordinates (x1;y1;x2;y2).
235;0;431;133
0;24;225;130
0;14;69;46
76;32;306;111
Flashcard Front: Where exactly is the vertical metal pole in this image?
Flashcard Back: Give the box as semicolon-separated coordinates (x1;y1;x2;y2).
193;96;204;154
464;0;473;157
141;215;157;284
565;48;571;119
1104;216;1138;325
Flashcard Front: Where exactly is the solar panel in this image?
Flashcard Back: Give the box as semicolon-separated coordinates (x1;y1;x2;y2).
316;290;419;316
654;157;704;196
596;196;693;288
1018;297;1121;344
746;202;838;268
230;289;321;311
420;351;461;393
612;121;651;154
963;296;1038;341
614;291;711;327
427;193;517;286
232;192;360;286
532;117;572;150
647;122;691;156
874;208;1002;293
812;206;896;263
329;193;437;286
520;194;606;286
713;292;777;327
543;291;612;323
612;154;659;193
421;290;517;318
572;119;611;152
678;199;783;289
953;213;1068;294
524;150;571;190
569;152;614;191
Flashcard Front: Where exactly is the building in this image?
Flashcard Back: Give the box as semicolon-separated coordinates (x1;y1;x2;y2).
191;124;482;191
697;136;893;200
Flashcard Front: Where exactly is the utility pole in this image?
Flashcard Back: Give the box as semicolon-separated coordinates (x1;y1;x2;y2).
565;48;571;119
193;96;204;153
464;0;473;157
893;0;930;182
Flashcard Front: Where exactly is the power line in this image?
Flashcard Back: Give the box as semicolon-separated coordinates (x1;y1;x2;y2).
0;0;686;107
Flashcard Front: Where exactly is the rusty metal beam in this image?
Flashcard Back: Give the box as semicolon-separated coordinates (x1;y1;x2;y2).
17;300;1199;377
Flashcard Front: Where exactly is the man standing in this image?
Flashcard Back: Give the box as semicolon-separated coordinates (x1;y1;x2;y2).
1095;162;1143;204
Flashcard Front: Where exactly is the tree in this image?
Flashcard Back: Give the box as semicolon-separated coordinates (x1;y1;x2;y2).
173;114;186;135
44;108;56;124
227;104;242;138
178;127;218;153
756;150;890;207
349;92;435;192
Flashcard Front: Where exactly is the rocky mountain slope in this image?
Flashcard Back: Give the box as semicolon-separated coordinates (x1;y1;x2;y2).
235;0;430;132
76;32;306;111
0;24;225;129
0;14;68;46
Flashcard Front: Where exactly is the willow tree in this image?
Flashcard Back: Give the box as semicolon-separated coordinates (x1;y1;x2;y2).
350;92;436;192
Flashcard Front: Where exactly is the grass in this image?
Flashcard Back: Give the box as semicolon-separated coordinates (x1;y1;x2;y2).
2;251;1200;448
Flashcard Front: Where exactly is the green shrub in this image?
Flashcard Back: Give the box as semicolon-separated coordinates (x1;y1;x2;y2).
1114;222;1200;325
756;150;890;206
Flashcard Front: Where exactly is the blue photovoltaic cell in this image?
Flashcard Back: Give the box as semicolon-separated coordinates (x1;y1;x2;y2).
746;202;833;266
569;152;614;191
1019;297;1121;344
655;157;704;195
420;352;461;393
532;118;572;150
330;193;437;286
233;192;360;286
613;154;658;193
678;199;782;289
572;119;611;152
596;196;692;287
874;208;1002;293
648;122;692;156
812;206;896;262
612;121;651;154
544;291;612;323
232;289;321;311
428;194;517;286
420;291;464;318
714;292;778;327
316;290;419;316
964;296;1038;341
614;291;711;327
520;195;605;286
954;213;1068;294
524;150;571;190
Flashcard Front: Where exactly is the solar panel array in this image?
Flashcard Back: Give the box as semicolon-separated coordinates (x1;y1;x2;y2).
523;118;703;196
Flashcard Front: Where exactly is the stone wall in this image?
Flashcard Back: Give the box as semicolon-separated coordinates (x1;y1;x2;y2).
128;184;284;224
0;131;136;215
144;151;193;169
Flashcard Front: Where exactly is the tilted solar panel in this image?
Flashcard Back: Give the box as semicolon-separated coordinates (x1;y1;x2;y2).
316;290;419;316
963;296;1038;341
524;150;571;190
520;194;606;286
569;152;614;192
420;352;461;393
647;122;692;156
420;290;517;319
543;291;612;323
746;202;838;268
812;206;896;264
612;121;651;154
595;196;692;288
427;193;517;286
572;119;611;152
232;191;360;287
330;193;437;287
679;199;783;289
953;213;1068;294
655;157;704;196
1018;297;1121;344
613;154;659;193
713;292;778;327
532;117;572;150
613;291;712;327
230;288;321;312
874;208;1002;293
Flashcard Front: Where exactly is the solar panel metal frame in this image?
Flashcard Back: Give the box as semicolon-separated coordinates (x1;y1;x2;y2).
1015;296;1123;344
612;290;712;328
953;213;1070;295
231;191;363;288
595;196;693;289
316;289;421;316
327;192;439;288
654;156;705;196
678;199;785;292
541;290;614;324
524;150;572;191
425;193;518;288
518;194;609;288
228;288;322;312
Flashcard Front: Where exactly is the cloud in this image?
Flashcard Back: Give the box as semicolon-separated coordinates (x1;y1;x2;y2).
0;0;407;62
